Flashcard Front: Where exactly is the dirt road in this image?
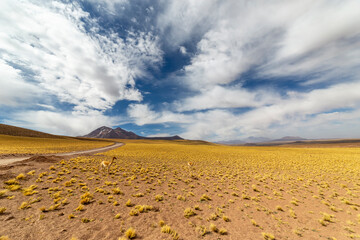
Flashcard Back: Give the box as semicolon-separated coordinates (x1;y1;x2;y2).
0;142;124;166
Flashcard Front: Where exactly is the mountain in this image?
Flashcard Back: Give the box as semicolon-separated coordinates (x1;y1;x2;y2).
82;126;183;140
217;136;271;145
146;135;183;140
0;123;64;138
82;126;142;139
244;136;271;143
217;136;309;145
216;139;245;145
271;136;307;142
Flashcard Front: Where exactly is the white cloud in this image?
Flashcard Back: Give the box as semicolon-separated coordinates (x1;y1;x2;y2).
276;1;360;60
86;0;129;15
157;0;219;47
36;104;56;111
126;81;360;141
0;0;163;135
158;0;360;89
148;0;360;141
176;85;279;111
147;133;171;138
187;81;360;141
179;46;187;55
6;110;116;136
127;103;191;126
0;59;41;106
0;0;162;114
127;104;159;125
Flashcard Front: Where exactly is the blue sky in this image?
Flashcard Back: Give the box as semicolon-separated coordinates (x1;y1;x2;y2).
1;0;360;141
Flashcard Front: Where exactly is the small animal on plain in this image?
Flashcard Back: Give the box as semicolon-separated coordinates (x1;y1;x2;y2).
100;157;117;173
187;162;194;167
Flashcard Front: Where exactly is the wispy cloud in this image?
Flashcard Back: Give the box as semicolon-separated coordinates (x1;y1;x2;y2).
0;59;41;106
0;0;162;134
5;110;117;136
149;0;360;140
128;80;360;141
127;103;191;126
175;86;279;112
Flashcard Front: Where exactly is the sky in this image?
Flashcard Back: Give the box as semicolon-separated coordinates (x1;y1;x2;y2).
1;0;360;141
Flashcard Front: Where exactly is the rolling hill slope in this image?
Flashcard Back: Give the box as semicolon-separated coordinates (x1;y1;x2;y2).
0;124;64;138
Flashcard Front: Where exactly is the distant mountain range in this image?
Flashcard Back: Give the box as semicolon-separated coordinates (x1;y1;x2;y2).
217;136;308;145
82;126;183;140
1;123;360;146
272;136;307;142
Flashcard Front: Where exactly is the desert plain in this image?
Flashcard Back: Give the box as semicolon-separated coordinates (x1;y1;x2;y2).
0;135;360;240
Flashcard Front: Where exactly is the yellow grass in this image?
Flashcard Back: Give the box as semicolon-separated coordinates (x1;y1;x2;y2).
1;139;360;239
0;134;112;155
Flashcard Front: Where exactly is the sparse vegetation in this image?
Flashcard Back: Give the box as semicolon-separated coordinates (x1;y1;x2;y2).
0;139;359;239
155;194;163;201
161;225;179;239
184;207;196;218
125;227;136;239
0;207;6;214
81;217;93;223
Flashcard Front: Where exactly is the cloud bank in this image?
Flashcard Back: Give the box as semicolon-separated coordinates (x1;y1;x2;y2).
130;0;360;141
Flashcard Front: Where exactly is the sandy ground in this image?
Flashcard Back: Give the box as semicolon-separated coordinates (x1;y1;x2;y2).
0;142;124;166
0;142;359;240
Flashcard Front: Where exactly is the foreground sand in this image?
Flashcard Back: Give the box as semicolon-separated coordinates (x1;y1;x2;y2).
0;140;360;239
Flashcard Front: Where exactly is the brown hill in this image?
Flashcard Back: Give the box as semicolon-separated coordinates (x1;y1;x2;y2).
0;123;64;138
82;126;183;140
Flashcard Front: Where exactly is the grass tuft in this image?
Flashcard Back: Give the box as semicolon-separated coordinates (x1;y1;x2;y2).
161;225;179;240
200;194;211;201
125;227;136;239
19;201;30;210
81;217;93;223
16;173;26;180
184;207;196;218
0;207;6;214
219;228;228;235
155;194;163;201
262;232;275;240
210;223;218;232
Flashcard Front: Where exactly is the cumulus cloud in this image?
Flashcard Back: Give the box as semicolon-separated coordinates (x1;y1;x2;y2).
127;80;360;141
157;0;219;47
0;59;41;106
5;110;116;136
157;0;360;89
0;0;162;113
179;46;187;55
0;0;162;134
176;85;279;111
186;81;360;141
146;133;172;138
148;0;360;140
127;103;191;126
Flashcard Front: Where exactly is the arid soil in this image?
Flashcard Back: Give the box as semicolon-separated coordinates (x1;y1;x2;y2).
0;141;359;240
